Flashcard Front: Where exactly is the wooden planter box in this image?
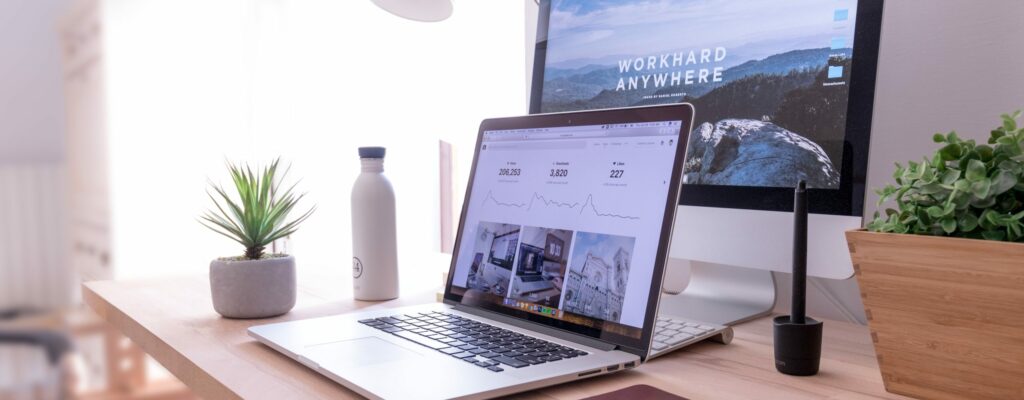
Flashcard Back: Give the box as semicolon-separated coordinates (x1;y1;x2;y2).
846;230;1024;400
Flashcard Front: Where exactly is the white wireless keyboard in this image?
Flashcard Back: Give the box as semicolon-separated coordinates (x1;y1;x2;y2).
648;316;732;359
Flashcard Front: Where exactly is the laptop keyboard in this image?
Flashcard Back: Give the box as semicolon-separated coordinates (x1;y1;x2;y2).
359;311;588;372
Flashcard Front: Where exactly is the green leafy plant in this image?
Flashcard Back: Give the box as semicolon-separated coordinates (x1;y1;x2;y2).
867;111;1024;241
200;158;315;260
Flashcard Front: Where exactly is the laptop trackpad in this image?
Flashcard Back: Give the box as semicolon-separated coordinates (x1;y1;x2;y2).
305;337;420;369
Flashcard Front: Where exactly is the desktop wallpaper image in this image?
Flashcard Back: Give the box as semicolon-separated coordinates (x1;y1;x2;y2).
541;0;859;189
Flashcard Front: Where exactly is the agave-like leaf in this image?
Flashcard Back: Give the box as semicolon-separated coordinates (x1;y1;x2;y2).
198;217;247;246
199;158;315;259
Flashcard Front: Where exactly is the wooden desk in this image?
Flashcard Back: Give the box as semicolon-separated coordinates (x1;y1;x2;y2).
83;272;907;400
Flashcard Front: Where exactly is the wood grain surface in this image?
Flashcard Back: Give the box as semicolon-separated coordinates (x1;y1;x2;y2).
848;230;1024;400
83;267;906;400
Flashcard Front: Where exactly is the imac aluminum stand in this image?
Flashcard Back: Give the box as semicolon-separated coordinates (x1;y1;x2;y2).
658;258;776;326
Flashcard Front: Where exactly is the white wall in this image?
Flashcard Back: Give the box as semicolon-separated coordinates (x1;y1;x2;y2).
102;0;526;279
523;0;1024;324
0;0;73;310
0;0;70;163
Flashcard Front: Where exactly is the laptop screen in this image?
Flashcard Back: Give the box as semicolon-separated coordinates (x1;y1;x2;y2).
447;114;685;344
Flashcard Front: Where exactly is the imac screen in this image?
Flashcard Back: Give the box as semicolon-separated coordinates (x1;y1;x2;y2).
535;0;869;191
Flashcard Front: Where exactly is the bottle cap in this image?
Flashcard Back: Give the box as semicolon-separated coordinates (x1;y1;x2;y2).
358;147;386;159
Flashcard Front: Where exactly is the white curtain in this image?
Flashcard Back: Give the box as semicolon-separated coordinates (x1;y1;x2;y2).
103;0;526;279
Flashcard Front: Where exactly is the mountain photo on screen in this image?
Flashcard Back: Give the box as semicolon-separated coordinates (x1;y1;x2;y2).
540;0;859;189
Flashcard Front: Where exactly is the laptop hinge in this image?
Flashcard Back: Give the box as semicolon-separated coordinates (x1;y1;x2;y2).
451;304;618;352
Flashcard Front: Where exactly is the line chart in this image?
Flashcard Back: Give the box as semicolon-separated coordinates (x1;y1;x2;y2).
481;190;640;220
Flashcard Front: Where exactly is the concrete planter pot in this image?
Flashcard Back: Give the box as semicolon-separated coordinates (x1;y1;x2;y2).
209;255;296;319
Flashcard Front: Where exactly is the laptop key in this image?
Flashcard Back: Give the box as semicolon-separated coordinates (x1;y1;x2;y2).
492;356;529;368
452;351;476;359
487;366;504;372
393;331;447;349
480;352;502;359
439;347;462;355
381;326;404;333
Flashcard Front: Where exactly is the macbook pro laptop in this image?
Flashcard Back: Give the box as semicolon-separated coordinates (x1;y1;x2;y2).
249;103;713;400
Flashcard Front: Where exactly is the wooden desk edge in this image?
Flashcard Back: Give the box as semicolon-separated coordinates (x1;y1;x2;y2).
83;281;244;400
84;279;895;400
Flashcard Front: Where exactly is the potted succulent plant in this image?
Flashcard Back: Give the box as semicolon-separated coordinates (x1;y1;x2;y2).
199;159;315;319
846;111;1024;400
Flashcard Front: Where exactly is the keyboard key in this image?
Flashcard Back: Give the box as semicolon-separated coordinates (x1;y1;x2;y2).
457;344;477;351
480;352;502;359
681;327;703;335
487;366;504;372
393;331;447;349
452;351;476;359
652;342;669;350
666;334;694;345
493;356;529;368
381;326;404;333
469;348;488;355
358;318;376;324
439;347;462;355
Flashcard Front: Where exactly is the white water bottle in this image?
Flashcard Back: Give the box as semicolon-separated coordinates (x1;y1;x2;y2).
351;147;399;300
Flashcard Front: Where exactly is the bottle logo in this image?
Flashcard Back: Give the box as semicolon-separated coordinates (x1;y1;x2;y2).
352;257;364;279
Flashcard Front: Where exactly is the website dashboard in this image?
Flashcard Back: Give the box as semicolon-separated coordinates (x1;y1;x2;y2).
450;121;681;335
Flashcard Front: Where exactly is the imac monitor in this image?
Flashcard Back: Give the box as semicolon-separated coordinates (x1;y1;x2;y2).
530;0;883;285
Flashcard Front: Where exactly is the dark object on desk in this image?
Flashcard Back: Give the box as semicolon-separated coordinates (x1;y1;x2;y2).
582;384;688;400
773;180;823;376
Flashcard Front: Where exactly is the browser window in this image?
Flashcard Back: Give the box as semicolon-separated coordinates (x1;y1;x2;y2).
449;121;681;339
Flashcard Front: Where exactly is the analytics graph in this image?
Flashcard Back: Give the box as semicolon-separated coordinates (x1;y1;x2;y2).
481;190;640;220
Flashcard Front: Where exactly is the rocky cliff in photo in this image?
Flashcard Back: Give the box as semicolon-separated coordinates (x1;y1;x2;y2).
683;119;839;188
